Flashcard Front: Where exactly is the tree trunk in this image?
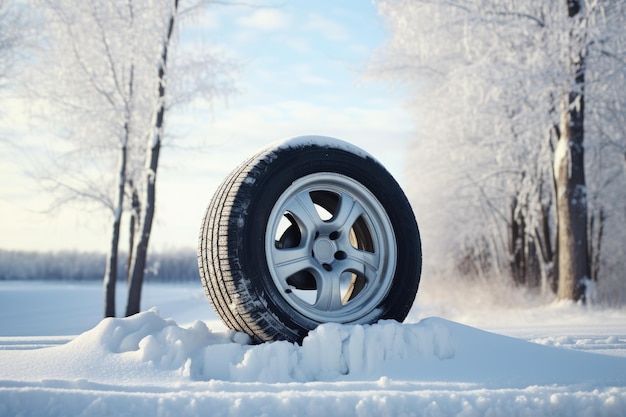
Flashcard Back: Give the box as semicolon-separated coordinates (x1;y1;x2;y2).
554;0;588;301
589;207;604;283
126;1;178;316
526;238;541;288
125;138;159;316
126;181;140;285
509;197;526;286
103;138;128;317
104;55;135;317
535;201;556;293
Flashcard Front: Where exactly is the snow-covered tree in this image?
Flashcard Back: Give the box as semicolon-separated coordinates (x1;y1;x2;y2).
553;0;589;301
0;0;29;113
372;0;626;302
0;0;23;89
125;0;177;317
28;0;236;316
125;0;239;316
30;0;152;316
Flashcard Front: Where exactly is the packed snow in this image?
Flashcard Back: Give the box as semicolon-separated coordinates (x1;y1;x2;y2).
1;280;626;417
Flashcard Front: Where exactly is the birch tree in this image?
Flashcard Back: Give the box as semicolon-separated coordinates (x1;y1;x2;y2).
29;0;236;316
125;0;178;317
125;0;238;315
372;0;626;301
32;0;151;316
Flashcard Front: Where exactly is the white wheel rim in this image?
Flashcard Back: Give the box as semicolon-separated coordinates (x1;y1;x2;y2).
265;173;397;323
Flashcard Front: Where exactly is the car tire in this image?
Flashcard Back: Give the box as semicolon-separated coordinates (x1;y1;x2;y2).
197;136;421;343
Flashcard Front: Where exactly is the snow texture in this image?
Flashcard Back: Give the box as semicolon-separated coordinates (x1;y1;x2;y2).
273;135;378;162
553;137;570;183
1;283;626;417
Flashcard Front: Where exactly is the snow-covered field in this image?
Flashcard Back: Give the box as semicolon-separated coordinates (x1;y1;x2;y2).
1;279;626;417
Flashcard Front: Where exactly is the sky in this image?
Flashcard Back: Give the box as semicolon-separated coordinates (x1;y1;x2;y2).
0;0;415;253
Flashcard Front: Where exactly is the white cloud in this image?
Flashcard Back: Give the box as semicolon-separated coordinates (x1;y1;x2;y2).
288;64;332;86
304;13;351;42
236;9;291;31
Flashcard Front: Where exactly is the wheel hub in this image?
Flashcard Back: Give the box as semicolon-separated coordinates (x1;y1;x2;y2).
313;237;336;264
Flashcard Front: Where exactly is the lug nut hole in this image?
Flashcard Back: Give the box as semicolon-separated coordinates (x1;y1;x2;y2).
334;251;347;260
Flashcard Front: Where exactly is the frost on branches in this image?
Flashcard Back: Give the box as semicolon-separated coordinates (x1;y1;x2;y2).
372;0;626;304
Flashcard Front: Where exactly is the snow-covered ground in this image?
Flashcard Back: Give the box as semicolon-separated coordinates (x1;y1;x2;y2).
1;279;625;417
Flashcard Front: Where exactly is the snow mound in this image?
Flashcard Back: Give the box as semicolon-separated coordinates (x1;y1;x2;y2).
75;308;234;367
44;308;624;387
65;308;455;383
2;307;626;417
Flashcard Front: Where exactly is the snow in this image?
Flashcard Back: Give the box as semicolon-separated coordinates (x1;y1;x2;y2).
273;135;379;163
553;137;570;182
1;281;626;417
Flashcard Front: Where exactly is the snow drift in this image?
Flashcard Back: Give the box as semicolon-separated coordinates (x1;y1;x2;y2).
46;308;622;387
1;305;626;417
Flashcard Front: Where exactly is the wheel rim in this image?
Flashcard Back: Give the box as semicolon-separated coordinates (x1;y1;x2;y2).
265;172;397;323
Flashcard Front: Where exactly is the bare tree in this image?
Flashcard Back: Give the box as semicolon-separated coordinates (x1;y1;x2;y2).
102;1;140;318
124;1;239;316
28;0;236;316
32;0;151;317
125;0;178;316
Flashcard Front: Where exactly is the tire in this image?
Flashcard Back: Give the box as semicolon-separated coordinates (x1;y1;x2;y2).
197;136;422;343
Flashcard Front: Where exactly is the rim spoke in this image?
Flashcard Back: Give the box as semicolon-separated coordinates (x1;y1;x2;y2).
272;246;316;279
331;193;365;233
339;248;380;281
284;191;325;236
313;270;343;311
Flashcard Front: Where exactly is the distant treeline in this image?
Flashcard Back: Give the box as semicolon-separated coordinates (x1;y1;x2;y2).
0;249;200;282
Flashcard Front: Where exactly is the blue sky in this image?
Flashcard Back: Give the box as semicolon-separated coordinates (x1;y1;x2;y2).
203;1;388;104
0;1;415;252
